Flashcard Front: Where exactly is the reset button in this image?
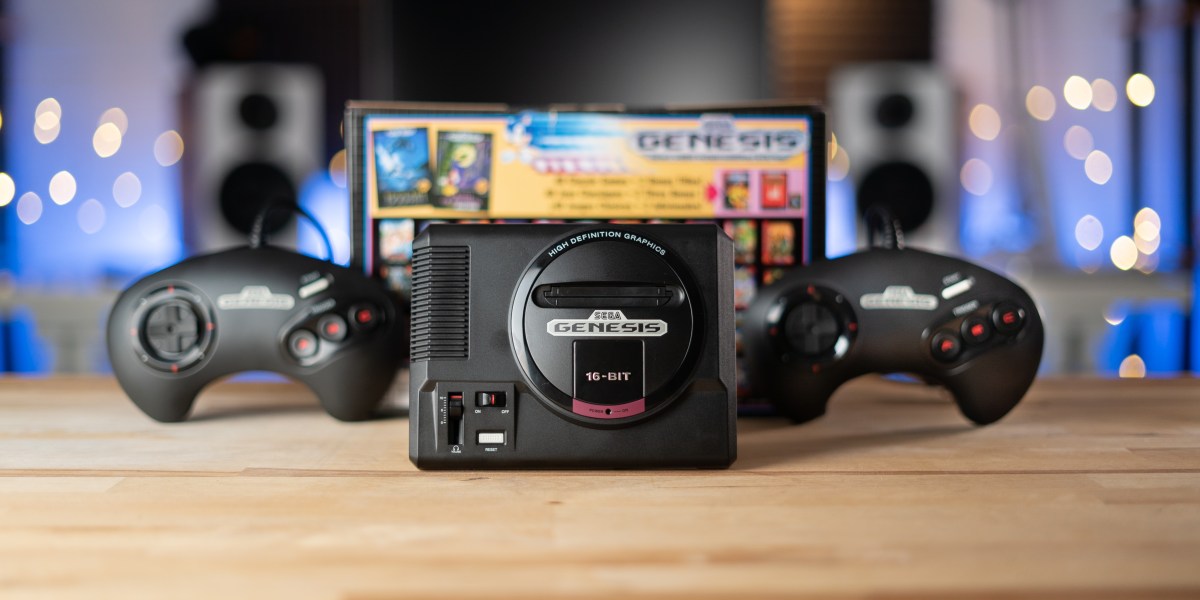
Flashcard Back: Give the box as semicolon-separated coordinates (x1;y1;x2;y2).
477;431;506;445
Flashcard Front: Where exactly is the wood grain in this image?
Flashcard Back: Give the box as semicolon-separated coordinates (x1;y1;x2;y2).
0;375;1197;599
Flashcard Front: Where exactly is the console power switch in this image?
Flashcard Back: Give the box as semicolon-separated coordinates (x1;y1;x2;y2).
477;391;506;407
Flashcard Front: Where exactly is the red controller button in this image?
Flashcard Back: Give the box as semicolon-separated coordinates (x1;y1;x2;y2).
961;316;992;345
318;314;348;342
931;331;962;362
287;329;319;359
991;303;1026;334
348;303;379;331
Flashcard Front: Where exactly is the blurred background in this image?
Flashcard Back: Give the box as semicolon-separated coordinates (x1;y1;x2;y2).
0;0;1195;378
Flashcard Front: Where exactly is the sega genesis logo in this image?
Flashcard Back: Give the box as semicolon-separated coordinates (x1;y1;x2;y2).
546;310;668;337
631;129;808;160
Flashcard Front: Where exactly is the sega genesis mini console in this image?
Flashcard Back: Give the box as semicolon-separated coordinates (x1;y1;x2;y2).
409;224;737;469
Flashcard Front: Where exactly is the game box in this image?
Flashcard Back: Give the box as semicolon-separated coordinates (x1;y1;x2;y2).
345;101;825;411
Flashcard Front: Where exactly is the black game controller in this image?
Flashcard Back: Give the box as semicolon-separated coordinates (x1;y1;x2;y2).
107;245;406;422
745;248;1044;425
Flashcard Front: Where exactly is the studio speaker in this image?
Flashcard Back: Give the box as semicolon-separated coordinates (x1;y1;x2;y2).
830;63;957;253
182;63;323;253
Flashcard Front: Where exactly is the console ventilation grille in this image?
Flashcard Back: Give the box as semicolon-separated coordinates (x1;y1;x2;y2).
410;246;470;361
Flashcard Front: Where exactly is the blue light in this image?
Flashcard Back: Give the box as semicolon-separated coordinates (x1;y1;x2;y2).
825;177;856;258
2;306;52;373
1136;300;1186;373
297;171;352;266
1098;301;1186;375
4;95;185;285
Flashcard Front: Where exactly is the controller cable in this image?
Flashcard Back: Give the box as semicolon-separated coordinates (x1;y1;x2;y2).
864;205;906;250
248;199;335;262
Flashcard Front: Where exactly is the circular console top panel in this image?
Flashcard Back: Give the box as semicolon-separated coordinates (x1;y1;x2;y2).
514;231;702;425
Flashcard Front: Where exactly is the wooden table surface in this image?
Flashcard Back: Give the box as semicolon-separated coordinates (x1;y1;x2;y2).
0;375;1197;599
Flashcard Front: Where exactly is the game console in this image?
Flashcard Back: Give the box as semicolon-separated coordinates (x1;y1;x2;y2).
408;224;737;469
107;245;407;422
744;247;1044;425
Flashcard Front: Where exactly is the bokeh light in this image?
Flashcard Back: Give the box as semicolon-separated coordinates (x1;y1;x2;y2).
1135;251;1160;274
1025;85;1056;121
1133;207;1161;237
1118;354;1146;378
829;132;838;161
329;149;348;188
1109;235;1137;270
0;173;15;207
1126;73;1156;107
34;120;61;144
1084;150;1113;184
1074;214;1103;250
34;98;62;130
960;158;993;196
113;172;143;208
93;122;123;158
154;130;184;166
77;198;106;234
1134;233;1161;256
1063;125;1094;160
1091;79;1117;112
1103;305;1126;326
99;107;129;135
1133;208;1162;255
17;192;44;225
49;170;77;205
1063;75;1093;110
968;104;1002;141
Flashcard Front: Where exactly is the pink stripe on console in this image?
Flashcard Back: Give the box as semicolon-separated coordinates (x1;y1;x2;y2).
571;398;645;419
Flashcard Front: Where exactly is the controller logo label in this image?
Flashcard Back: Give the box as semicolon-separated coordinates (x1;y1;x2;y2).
547;310;668;337
859;286;938;311
217;286;296;311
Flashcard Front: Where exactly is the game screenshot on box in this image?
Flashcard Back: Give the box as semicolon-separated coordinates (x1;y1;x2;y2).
347;104;826;411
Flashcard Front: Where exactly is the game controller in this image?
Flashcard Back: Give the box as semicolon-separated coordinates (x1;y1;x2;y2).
107;245;406;422
745;248;1044;425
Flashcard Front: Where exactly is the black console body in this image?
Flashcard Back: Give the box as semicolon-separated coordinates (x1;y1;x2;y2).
107;246;406;422
745;248;1044;425
409;224;737;469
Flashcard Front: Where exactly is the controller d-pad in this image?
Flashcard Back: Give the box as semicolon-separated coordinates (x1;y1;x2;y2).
144;301;201;356
784;302;841;355
767;284;857;365
131;285;214;373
